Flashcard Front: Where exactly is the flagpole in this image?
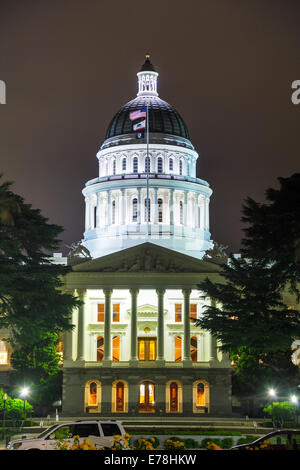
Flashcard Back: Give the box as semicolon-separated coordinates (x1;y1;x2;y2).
146;101;149;238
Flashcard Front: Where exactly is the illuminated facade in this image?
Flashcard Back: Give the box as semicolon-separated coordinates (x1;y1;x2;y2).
61;57;232;417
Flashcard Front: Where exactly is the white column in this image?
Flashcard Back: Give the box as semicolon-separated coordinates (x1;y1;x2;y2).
121;188;126;225
85;197;90;231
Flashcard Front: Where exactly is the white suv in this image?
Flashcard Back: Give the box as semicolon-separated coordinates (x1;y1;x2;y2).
7;420;125;450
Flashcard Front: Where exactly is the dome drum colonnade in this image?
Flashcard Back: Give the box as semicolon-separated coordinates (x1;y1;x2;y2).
82;55;213;259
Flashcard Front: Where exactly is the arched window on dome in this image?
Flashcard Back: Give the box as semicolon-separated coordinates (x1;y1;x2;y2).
112;159;116;175
157;157;163;174
112;200;116;224
169;158;174;172
133;157;138;173
179;159;183;175
145;156;150;173
132;198;138;222
144;198;151;222
122;158;126;172
158;198;163;223
179;201;184;225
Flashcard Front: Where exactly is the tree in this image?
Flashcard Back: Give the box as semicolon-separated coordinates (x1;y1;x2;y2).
194;174;300;396
263;402;298;428
0;175;80;404
241;173;300;297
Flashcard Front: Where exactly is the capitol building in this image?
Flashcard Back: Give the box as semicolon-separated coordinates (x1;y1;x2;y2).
61;56;232;417
0;56;232;418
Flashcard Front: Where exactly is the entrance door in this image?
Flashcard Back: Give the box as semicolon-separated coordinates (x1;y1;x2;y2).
138;338;157;361
139;381;155;412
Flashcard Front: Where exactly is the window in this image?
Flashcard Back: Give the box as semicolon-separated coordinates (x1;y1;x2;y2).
112;159;116;175
179;201;184;224
122;158;126;171
112;303;120;322
112;336;120;362
169;158;173;171
170;382;179;412
139;381;155;412
145;156;150;173
89;382;97;405
112;200;116;224
179;160;183;175
157;157;163;173
98;304;104;322
57;341;63;364
0;340;8;364
196;383;205;407
144;198;151;222
175;336;182;362
132;198;138;222
72;423;100;438
158;198;163;223
138;338;157;361
116;382;124;412
94;206;97;228
191;336;198;362
133;157;138;173
101;423;122;436
97;336;104;362
190;304;197;322
175;304;182;322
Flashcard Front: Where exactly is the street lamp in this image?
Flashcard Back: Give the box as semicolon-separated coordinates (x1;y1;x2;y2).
291;395;298;404
20;387;29;422
2;393;7;440
268;388;277;399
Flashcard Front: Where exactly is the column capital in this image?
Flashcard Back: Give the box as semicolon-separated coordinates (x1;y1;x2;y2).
103;289;113;297
156;288;166;296
182;288;192;298
129;288;139;296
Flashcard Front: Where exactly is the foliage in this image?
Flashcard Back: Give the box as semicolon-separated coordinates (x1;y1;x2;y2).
244;440;272;451
182;437;200;449
263;401;298;427
0;175;80;405
133;437;155;450
206;441;222;450
111;433;131;450
163;438;186;450
220;437;234;449
241;173;300;298
0;388;33;419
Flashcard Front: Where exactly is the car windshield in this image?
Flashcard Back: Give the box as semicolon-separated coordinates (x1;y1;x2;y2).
38;425;59;439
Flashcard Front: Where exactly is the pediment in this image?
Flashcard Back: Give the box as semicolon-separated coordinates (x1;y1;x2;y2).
72;242;222;274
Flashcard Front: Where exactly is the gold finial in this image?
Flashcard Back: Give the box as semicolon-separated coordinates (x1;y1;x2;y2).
145;53;150;59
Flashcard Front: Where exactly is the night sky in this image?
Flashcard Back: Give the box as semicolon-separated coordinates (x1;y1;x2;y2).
0;0;299;254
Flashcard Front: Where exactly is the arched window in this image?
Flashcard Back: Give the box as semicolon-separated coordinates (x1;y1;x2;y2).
158;198;163;223
145;156;150;173
175;336;182;362
94;206;97;228
85;380;101;413
179;160;183;175
132;198;138;222
197;382;205;406
170;382;179;412
179;201;184;225
133;157;138;173
89;382;97;405
112;336;120;362
112;200;116;224
169;158;174;172
116;382;124;412
157;157;163;173
97;336;104;362
122;157;126;171
144;198;151;222
191;336;198;362
0;340;8;364
112;159;116;175
139;381;155;413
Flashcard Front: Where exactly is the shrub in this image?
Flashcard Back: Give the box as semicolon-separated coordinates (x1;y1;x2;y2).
182;438;200;449
164;439;186;450
221;437;234;449
263;402;297;428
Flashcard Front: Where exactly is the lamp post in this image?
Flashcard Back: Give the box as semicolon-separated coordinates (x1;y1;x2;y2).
2;393;7;440
20;387;29;423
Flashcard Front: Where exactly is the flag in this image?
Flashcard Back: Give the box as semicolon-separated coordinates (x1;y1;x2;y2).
133;120;146;131
130;108;147;121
